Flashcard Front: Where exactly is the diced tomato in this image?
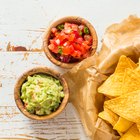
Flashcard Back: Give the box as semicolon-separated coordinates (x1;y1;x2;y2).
48;44;58;53
63;41;70;47
82;42;91;50
48;22;92;63
55;32;59;36
64;22;72;29
84;35;92;45
69;45;74;53
63;46;71;55
66;44;75;54
73;43;81;51
79;25;85;32
64;29;72;34
57;32;67;41
73;43;86;54
54;39;61;45
50;39;57;46
75;37;83;44
51;28;57;34
80;46;87;54
49;44;54;50
63;44;74;55
71;23;78;31
84;40;89;45
72;50;82;58
68;33;75;42
72;31;80;38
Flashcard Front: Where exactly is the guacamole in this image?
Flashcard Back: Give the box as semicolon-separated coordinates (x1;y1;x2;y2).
21;74;64;115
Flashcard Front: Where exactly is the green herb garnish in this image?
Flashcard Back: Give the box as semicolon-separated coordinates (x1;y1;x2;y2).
79;30;82;36
84;27;90;34
58;46;63;54
57;24;64;30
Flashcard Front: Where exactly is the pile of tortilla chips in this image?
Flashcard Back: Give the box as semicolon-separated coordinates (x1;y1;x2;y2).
98;55;140;140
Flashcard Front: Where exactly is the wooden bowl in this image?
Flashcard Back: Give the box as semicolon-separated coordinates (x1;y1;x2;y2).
43;16;98;69
14;67;69;120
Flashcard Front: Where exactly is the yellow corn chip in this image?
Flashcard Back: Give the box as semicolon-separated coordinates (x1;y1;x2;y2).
104;90;140;124
135;68;140;74
122;68;140;94
115;55;137;73
137;124;140;132
98;108;119;126
134;58;140;74
135;64;140;74
98;55;137;97
113;117;133;133
98;56;140;139
98;73;124;97
120;124;140;140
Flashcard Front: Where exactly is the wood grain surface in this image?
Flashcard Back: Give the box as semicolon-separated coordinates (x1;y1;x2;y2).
0;0;139;139
0;52;88;140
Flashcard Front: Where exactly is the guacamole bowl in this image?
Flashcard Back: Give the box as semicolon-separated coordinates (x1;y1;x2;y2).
14;67;69;120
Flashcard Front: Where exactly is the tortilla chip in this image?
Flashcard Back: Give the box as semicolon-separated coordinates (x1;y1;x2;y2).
135;67;140;74
120;124;140;140
115;55;137;73
133;58;140;74
113;117;133;133
98;55;137;97
98;108;119;126
104;90;140;124
135;63;140;74
98;73;124;97
122;68;140;95
137;124;140;132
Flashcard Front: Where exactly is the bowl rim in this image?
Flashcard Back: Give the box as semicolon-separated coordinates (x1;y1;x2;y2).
14;66;69;120
43;16;98;69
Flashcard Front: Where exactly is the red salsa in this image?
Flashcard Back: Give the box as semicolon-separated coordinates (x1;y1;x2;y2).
48;22;93;63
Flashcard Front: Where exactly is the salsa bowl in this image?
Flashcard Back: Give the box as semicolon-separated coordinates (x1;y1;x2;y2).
43;16;98;69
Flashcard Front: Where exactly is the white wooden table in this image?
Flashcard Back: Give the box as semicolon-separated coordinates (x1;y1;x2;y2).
0;52;88;140
0;0;139;139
